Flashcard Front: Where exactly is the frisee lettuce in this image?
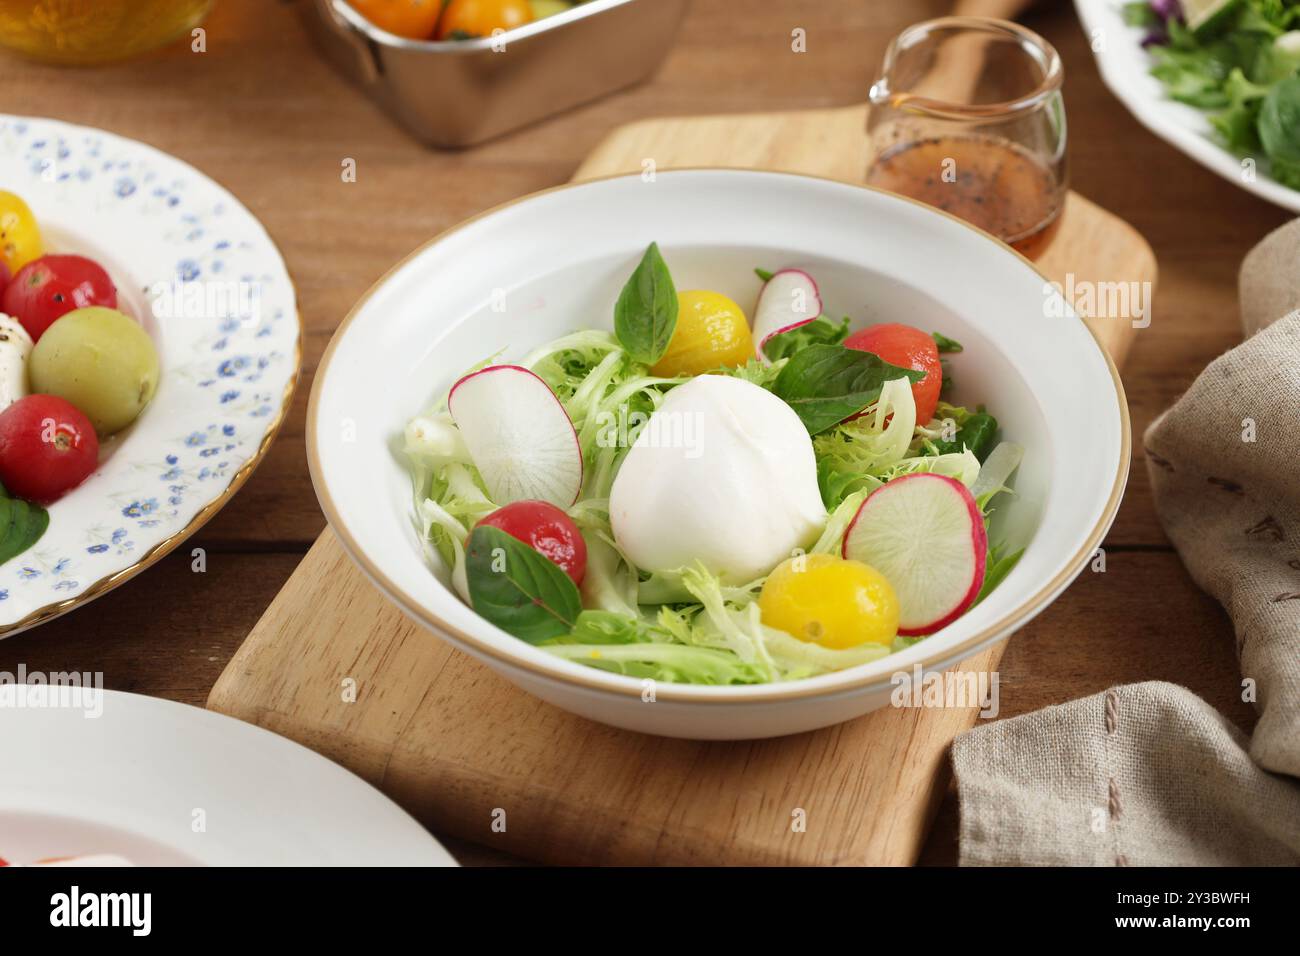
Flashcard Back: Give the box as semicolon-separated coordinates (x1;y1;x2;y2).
812;377;918;508
406;290;1025;684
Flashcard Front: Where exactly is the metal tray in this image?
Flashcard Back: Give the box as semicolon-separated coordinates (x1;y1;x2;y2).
302;0;688;148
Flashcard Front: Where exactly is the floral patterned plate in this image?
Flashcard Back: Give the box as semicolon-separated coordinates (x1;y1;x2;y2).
0;114;300;636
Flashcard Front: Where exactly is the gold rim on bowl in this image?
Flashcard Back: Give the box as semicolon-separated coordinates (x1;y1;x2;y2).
307;168;1132;704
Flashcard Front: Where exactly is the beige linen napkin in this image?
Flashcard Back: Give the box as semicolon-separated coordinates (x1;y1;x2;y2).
951;219;1300;866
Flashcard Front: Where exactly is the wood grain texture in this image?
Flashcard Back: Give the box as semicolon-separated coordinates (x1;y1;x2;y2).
206;96;1154;865
0;0;1278;866
209;542;1251;867
218;533;996;867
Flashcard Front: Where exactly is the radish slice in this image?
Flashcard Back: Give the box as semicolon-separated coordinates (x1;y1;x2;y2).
842;473;987;635
753;268;823;362
447;365;583;508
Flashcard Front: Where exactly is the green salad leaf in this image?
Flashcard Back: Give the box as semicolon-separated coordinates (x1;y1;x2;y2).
544;641;769;684
811;377;918;505
556;609;663;645
408;262;1028;685
931;331;963;353
975;545;1024;606
1136;1;1300;185
772;344;922;434
1122;1;1160;29
932;411;999;461
516;327;686;500
1260;74;1300;165
762;315;851;361
613;242;678;365
724;357;787;389
466;525;582;644
0;487;49;567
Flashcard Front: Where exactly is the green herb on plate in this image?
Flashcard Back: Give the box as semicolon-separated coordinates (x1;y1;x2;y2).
932;331;963;353
762;315;851;361
613;241;678;365
466;524;582;644
772;343;922;434
0;485;49;566
1131;0;1300;187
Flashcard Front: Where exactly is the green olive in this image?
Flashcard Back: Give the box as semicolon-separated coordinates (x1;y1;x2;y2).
29;307;160;435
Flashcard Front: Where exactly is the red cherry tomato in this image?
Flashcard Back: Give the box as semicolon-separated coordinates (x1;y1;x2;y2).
476;499;587;586
0;395;99;503
2;254;118;343
0;261;10;299
844;323;943;424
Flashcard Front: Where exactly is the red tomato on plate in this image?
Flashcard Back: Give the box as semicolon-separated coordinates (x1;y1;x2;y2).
2;254;118;343
0;261;10;299
844;323;943;425
476;499;587;586
0;394;99;503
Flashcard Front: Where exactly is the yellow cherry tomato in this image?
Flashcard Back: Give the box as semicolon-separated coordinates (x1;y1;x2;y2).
0;190;43;275
348;0;443;39
651;289;754;377
758;553;899;649
436;0;533;39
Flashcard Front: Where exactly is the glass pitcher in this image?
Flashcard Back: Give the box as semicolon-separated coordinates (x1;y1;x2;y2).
865;17;1067;260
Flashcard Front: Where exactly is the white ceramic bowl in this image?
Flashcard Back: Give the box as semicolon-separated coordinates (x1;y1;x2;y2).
0;115;300;635
1074;0;1300;214
309;169;1129;740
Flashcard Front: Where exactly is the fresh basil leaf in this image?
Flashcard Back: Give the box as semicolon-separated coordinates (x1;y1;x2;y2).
762;315;851;362
772;344;922;434
466;525;582;644
0;494;49;566
754;267;775;281
613;242;678;365
932;411;999;461
932;331;963;353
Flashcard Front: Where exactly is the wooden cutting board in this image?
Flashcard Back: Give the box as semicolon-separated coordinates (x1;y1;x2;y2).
208;103;1154;866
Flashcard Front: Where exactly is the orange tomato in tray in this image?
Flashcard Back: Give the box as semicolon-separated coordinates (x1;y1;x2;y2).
348;0;443;39
436;0;533;40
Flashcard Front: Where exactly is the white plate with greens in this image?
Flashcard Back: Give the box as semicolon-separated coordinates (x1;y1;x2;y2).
1076;0;1300;212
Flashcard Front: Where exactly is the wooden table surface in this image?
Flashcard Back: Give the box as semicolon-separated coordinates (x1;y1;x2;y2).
0;0;1279;866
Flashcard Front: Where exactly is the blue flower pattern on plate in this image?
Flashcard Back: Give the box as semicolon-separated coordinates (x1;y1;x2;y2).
0;116;297;628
